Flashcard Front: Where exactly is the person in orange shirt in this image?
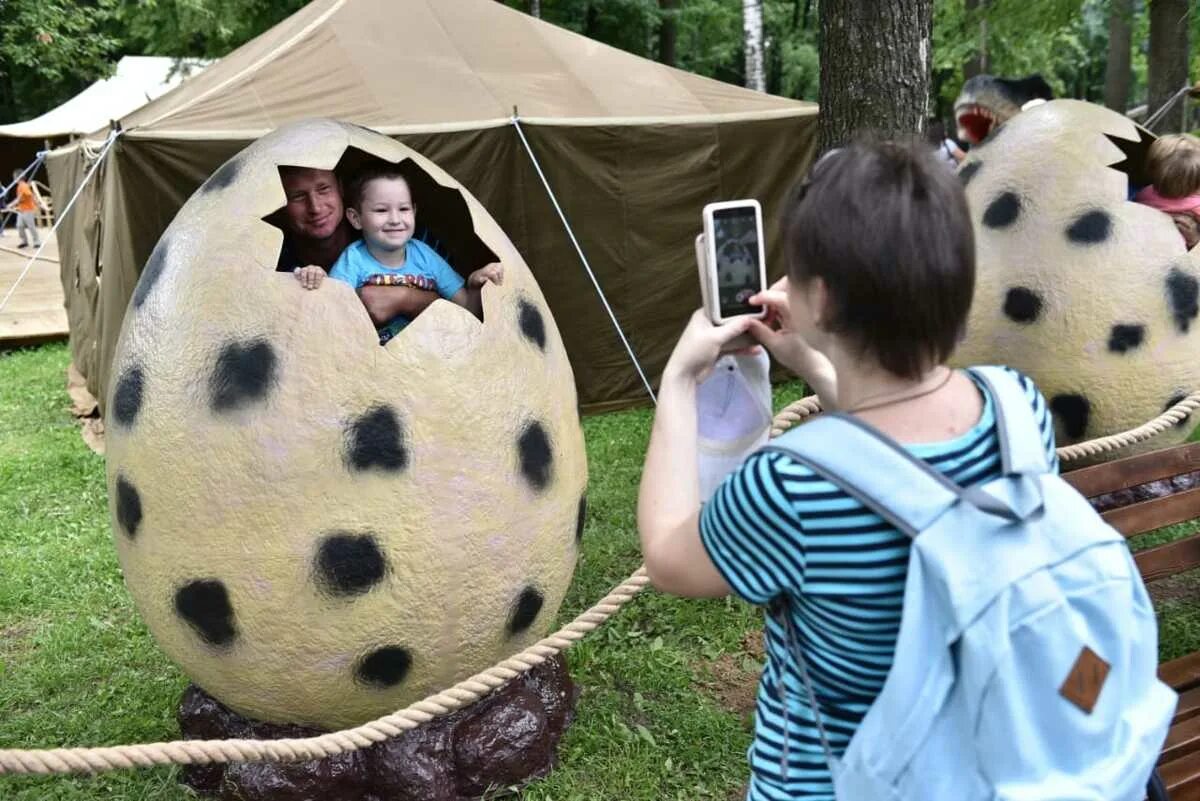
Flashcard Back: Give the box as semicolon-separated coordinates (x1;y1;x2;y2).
4;168;46;248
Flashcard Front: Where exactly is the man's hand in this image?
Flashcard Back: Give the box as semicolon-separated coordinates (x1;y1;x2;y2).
293;265;326;290
468;262;504;288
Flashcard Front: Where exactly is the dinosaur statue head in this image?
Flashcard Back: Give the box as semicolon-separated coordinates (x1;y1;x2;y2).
954;74;1055;144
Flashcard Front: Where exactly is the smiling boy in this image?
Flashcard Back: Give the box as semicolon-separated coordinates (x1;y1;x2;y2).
328;165;503;343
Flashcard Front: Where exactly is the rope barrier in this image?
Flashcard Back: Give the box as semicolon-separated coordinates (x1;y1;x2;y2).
3;379;1196;776
768;389;1200;464
0;568;651;775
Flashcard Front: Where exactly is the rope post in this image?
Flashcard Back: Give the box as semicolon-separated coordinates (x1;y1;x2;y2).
510;114;658;405
0;131;119;317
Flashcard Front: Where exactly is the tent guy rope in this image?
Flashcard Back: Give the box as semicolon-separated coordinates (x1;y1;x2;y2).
0;130;121;318
1;391;1196;776
512;113;658;404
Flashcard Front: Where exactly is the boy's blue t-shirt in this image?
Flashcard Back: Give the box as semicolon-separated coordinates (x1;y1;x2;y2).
329;238;465;337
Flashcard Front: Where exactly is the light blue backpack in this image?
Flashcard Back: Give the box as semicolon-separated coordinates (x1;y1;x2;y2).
763;366;1176;801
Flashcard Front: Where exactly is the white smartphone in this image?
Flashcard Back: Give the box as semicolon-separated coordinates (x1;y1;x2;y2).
700;199;767;324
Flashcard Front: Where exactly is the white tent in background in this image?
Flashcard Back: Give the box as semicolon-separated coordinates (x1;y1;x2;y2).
0;56;207;140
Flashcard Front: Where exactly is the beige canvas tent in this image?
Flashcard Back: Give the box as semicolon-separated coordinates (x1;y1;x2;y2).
47;0;817;414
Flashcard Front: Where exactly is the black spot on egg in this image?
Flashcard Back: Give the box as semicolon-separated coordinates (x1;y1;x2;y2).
1003;287;1042;323
1107;324;1145;354
507;586;544;636
175;580;237;647
1167;268;1199;334
983;192;1021;229
200;158;241;194
518;421;553;491
210;339;278;412
958;161;982;186
1165;393;1193;428
1066;210;1111;244
344;405;408;473
115;474;142;540
133;239;169;309
518;298;547;351
314;533;387;597
112;365;145;427
1050;394;1090;440
356;646;412;687
576;495;587;543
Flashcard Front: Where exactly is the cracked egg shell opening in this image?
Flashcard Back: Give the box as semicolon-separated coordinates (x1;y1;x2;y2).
105;119;587;729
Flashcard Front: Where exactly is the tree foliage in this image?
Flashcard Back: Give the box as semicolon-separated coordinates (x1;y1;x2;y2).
0;0;119;123
0;0;305;124
0;0;1190;129
109;0;309;60
931;0;1111;116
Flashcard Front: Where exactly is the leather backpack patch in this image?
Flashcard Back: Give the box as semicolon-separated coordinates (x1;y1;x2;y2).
1059;646;1111;714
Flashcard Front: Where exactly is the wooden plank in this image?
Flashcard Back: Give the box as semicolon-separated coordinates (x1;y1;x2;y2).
1065;443;1200;497
1162;716;1200;764
1136;535;1200;583
1103;487;1200;537
1177;686;1200;726
1160;749;1200;800
0;231;68;344
1162;652;1200;693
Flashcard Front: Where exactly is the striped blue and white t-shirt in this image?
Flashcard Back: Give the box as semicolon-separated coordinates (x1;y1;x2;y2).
699;367;1058;801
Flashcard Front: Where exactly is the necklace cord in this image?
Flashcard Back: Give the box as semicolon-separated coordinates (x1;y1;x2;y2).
842;367;955;415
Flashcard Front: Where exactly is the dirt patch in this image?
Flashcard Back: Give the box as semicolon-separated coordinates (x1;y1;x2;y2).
695;631;764;718
0;622;38;657
1150;572;1200;605
727;783;749;801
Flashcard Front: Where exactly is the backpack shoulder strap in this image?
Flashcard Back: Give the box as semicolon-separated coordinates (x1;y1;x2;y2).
763;413;963;538
967;366;1049;476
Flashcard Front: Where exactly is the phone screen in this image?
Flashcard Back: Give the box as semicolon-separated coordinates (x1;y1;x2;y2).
712;206;763;318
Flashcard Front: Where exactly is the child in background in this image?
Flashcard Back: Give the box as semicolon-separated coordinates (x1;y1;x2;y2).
329;165;503;343
3;168;47;249
1135;133;1200;250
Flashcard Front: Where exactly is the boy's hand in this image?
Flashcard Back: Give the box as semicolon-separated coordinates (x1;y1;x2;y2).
293;265;325;290
468;262;504;288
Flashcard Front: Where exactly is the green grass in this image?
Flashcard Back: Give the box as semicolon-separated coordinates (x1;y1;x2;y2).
2;342;1199;800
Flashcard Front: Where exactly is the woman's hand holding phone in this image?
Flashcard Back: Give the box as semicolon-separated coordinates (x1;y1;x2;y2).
665;310;761;385
746;278;839;407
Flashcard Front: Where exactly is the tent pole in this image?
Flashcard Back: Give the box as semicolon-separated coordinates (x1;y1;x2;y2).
0;131;120;317
510;115;658;405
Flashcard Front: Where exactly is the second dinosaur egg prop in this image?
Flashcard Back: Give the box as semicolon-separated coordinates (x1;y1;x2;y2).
953;99;1200;454
104;119;587;729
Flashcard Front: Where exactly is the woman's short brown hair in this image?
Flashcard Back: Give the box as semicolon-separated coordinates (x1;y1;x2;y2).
1147;134;1200;199
784;141;976;380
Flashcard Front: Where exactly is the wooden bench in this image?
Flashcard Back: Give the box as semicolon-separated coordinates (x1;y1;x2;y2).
1064;442;1200;800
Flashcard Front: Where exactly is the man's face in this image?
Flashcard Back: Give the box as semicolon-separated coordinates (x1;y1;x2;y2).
280;168;344;241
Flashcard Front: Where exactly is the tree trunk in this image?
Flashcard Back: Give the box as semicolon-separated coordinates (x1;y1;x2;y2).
1104;0;1133;112
658;0;678;67
528;0;540;18
743;0;765;92
1147;0;1190;132
963;0;989;79
584;4;599;39
818;0;934;153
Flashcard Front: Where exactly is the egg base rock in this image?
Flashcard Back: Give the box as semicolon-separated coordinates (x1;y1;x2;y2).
177;655;577;801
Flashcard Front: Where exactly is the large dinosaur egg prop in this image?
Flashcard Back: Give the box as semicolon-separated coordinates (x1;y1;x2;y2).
104;119;587;729
954;99;1200;454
